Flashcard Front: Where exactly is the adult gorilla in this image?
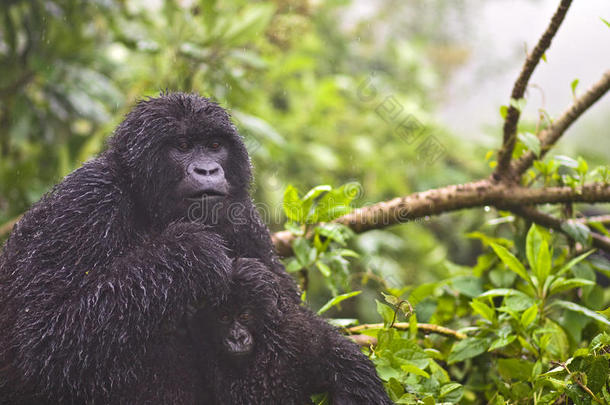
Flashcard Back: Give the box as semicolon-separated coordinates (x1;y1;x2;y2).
0;93;298;404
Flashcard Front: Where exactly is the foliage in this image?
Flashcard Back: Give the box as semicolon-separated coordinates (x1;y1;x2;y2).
1;1;610;404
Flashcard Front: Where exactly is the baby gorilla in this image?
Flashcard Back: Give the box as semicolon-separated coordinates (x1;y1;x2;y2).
188;258;392;405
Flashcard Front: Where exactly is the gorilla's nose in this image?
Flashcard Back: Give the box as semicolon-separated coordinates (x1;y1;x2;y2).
188;162;228;195
191;162;222;177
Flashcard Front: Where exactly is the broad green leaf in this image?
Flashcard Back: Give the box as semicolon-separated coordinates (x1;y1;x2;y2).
233;110;284;145
526;224;544;275
470;300;496;323
283;185;304;222
535;239;551;284
376;300;395;327
552;300;610;326
521;304;538;327
561;222;592;246
489;335;516;350
316;261;331;277
293;237;313;267
448;337;492;364
497;358;533;381
221;4;276;46
400;363;429;378
439;383;464;402
317;291;361;315
556;250;595;277
490;243;531;285
586;357;609;392
549;278;595;295
518;132;541;157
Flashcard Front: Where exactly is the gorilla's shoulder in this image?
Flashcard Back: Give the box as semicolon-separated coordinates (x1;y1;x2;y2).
8;153;133;258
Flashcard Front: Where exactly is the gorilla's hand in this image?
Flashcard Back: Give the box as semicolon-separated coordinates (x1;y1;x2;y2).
158;221;232;305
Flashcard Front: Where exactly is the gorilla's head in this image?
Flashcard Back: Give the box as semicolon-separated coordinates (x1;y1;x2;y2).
108;92;252;227
188;258;284;364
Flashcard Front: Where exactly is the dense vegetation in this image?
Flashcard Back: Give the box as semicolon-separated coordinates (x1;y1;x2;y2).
1;1;609;403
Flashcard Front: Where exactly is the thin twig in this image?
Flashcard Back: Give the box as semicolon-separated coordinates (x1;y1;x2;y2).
552;361;603;404
494;0;573;180
346;322;467;340
510;206;610;252
510;70;610;178
578;215;610;226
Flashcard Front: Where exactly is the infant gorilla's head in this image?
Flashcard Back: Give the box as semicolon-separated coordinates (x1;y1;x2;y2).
108;92;252;226
188;258;283;362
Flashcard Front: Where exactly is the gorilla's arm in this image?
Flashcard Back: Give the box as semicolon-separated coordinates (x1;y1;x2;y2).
295;308;392;405
0;159;231;402
230;202;300;299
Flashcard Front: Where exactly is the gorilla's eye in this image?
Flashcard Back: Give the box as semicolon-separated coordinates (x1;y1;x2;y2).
239;310;252;322
176;138;191;151
219;313;231;324
209;141;221;151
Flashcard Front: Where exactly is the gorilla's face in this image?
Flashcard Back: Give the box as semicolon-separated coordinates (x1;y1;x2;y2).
109;93;252;227
164;130;233;222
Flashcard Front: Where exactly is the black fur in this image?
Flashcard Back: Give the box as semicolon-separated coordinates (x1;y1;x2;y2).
190;258;393;405
0;93;382;404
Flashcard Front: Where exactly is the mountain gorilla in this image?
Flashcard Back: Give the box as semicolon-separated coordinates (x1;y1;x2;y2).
189;258;393;405
0;92;388;404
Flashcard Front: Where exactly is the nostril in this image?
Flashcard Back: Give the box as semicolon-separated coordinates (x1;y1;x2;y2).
192;165;221;176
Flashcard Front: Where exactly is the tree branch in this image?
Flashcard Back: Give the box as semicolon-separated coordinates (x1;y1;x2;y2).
346;322;466;340
510;206;610;251
494;0;573;180
510;70;610;178
272;182;610;256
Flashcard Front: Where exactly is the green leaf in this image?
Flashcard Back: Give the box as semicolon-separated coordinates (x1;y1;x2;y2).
293;237;313;267
376;300;395;327
470;300;496;323
556;250;595;277
586;357;609;392
283;185;304;222
535;239;551;284
317;291;361;315
601;17;610;28
490;243;531;285
489;335;516;351
571;79;579;97
541;53;547;62
498;358;533;381
221;4;276;46
521;304;538;327
499;105;508;120
316;261;331;277
509;98;526;112
448;337;492;364
552;300;610;326
549;278;595;295
526;224;544;275
561;222;592;246
518;132;541;158
400;363;430;378
439;383;464;402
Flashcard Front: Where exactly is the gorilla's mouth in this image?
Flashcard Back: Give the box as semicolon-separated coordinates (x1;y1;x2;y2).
187;189;227;199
